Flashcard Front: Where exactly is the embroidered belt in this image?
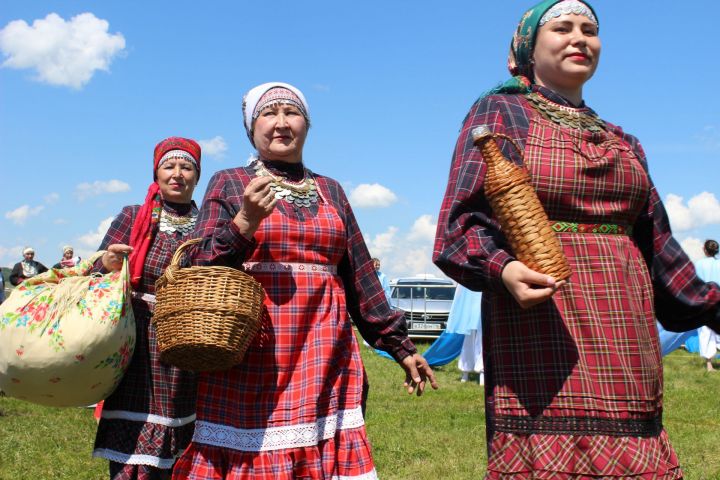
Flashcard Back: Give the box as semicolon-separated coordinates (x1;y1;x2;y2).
550;221;632;236
243;262;337;275
493;414;662;438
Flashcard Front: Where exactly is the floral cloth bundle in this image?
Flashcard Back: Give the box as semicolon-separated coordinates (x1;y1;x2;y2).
0;252;135;407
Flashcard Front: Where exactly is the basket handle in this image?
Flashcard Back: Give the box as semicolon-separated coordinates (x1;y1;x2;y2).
163;238;202;285
170;238;202;267
473;127;526;164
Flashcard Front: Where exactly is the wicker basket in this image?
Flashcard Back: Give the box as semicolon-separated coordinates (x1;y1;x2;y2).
472;125;572;281
153;238;265;371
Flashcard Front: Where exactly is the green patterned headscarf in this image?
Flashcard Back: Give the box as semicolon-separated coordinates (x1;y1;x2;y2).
484;0;599;97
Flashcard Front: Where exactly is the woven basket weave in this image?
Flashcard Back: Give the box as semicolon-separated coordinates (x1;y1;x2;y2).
153;238;265;371
472;125;572;281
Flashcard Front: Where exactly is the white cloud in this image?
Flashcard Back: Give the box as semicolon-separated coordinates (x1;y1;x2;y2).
0;245;24;267
44;192;60;204
0;12;125;89
367;226;399;257
680;237;706;262
198;136;228;159
312;84;330;92
349;183;398;208
75;179;130;200
366;215;446;280
77;216;114;250
687;192;720;226
407;214;437;242
5;204;44;225
665;192;720;232
53;218;68;225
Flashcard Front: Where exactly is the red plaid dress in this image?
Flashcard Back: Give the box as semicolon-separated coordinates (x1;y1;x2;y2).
434;86;720;479
174;161;414;480
93;202;198;480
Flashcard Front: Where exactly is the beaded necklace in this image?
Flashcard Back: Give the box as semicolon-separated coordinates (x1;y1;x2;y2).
253;160;319;208
525;92;606;132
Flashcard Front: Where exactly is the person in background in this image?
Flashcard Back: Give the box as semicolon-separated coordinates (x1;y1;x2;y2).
445;284;483;385
9;247;48;286
695;239;720;371
93;137;201;480
53;245;82;269
175;82;437;480
0;268;5;304
432;0;720;477
372;257;392;303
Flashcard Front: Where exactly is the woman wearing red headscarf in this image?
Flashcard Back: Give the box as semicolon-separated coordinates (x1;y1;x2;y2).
93;137;202;480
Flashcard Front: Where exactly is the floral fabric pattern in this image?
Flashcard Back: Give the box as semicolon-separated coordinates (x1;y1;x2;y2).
0;254;135;407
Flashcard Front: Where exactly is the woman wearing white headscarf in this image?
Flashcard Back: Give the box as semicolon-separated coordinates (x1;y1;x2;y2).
174;82;437;480
9;247;48;286
53;245;82;269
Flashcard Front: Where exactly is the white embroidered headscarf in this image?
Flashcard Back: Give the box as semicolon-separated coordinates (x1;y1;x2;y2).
242;82;310;146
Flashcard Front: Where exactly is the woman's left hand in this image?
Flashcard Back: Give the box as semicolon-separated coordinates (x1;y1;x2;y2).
400;353;439;396
102;244;133;272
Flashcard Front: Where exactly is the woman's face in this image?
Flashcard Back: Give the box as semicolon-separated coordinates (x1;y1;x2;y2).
252;103;307;163
156;157;198;203
63;250;73;259
532;13;601;94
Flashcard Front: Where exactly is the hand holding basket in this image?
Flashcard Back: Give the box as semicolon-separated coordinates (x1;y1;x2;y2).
153;238;265;371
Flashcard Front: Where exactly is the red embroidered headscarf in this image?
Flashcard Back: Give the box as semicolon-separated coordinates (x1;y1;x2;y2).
128;137;201;288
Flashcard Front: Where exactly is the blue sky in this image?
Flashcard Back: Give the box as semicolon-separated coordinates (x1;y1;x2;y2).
2;1;719;280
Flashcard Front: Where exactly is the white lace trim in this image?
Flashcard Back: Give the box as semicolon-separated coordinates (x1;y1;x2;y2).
332;469;378;480
92;448;176;468
193;406;365;452
158;149;198;168
539;0;598;27
100;409;196;427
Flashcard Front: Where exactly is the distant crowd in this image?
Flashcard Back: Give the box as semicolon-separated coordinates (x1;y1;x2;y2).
0;245;80;303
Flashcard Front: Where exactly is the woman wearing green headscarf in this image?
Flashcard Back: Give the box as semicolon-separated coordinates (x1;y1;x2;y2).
433;0;720;478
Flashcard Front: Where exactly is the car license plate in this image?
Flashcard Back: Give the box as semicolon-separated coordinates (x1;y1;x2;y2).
412;322;442;330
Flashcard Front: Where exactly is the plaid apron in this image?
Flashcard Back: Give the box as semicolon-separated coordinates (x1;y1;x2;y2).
174;199;376;480
484;112;682;479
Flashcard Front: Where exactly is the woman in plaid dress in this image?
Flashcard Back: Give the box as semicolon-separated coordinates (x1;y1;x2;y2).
93;137;202;480
172;82;437;480
433;1;720;478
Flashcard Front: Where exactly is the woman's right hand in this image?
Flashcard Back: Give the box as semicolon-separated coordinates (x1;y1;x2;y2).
102;244;133;272
501;260;565;309
233;176;278;239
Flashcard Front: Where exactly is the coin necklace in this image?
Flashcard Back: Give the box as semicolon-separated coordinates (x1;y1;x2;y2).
253;160;319;208
525;92;607;132
159;209;197;234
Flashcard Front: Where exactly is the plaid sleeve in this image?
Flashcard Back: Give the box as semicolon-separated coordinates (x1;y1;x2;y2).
190;169;258;268
433;94;532;292
99;205;136;249
620;134;720;332
324;178;416;361
92;205;137;272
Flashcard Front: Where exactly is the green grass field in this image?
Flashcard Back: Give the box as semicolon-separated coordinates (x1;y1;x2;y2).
0;347;718;480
